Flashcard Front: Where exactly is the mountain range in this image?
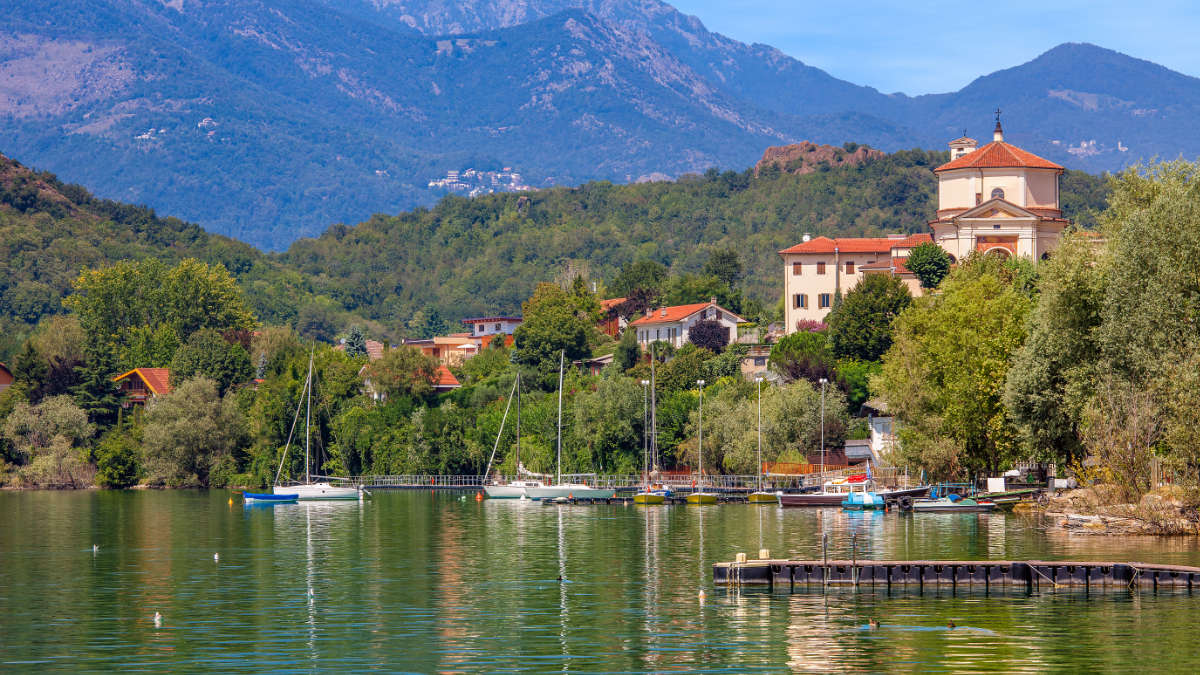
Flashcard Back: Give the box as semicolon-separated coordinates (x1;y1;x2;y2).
1;0;1195;249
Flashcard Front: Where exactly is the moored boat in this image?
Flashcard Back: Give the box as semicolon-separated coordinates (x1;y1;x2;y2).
909;496;997;512
243;491;298;503
842;490;884;510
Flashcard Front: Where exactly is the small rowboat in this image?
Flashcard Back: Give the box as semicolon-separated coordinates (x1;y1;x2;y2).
243;491;298;503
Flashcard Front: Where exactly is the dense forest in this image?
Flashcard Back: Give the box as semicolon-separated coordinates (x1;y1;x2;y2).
1;146;1110;360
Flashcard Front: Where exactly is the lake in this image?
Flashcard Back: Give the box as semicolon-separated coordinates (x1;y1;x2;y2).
3;490;1200;672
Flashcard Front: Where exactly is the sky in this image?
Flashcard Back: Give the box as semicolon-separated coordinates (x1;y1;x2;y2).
668;0;1200;95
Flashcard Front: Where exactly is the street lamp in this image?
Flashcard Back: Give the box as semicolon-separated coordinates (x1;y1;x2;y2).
818;377;828;477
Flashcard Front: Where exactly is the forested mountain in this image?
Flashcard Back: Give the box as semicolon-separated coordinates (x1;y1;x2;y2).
0;145;1110;357
0;0;1186;249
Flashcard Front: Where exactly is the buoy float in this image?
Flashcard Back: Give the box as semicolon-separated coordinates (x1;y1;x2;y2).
214;552;219;562
153;611;163;627
698;589;707;602
475;492;483;502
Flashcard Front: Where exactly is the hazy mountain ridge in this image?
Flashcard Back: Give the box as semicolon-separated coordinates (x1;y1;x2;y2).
0;0;1191;249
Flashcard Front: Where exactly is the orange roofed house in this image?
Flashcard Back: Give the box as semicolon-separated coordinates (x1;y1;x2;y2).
630;298;744;350
112;368;172;407
0;362;13;394
780;119;1068;332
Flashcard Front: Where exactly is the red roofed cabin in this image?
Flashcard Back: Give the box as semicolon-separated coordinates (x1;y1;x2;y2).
0;362;13;395
780;119;1071;333
630;298;744;350
112;368;172;407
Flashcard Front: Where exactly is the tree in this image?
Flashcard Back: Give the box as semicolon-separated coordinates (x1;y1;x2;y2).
703;248;743;288
663;274;742;314
344;325;367;357
609;260;668;298
614;328;640;371
827;273;912;361
875;255;1032;477
142;377;246;487
170;329;253;394
906;242;952;289
513;283;593;384
72;361;122;428
3;395;95;487
93;431;143;489
571;373;644;473
655;343;713;394
10;340;48;402
688;319;730;353
768;330;838;386
365;346;440;401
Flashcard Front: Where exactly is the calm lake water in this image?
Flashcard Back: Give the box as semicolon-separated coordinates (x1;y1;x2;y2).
4;490;1200;672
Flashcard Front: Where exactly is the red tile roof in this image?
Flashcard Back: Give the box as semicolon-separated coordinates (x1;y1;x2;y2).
629;301;745;326
779;233;931;255
432;365;460;389
599;297;626;311
858;257;915;275
112;368;173;395
461;316;522;324
934;141;1063;172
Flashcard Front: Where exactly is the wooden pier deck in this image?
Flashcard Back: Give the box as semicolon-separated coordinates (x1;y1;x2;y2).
714;558;1200;591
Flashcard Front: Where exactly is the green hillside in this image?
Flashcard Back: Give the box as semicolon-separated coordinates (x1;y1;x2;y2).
282;148;1110;327
0;147;1110;357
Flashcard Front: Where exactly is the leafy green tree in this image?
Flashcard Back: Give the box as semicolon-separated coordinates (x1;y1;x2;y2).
344;325;367;358
365;346;439;402
571;373;644;473
768;330;838;386
170;329;253;394
875;255;1032;477
906;242;952;289
10;340;48;402
827;273;911;361
835;359;879;410
1003;234;1102;464
688;319;729;353
703;248;743;288
93;430;143;488
142;377;246;487
513;283;593;385
609;260;668;298
663;274;742;314
614;328;640;371
656;343;713;394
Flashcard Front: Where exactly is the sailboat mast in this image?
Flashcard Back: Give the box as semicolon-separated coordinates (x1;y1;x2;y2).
305;347;313;484
516;372;521;471
556;350;564;486
650;345;658;472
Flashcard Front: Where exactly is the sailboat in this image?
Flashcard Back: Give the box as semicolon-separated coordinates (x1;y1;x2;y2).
686;379;718;505
747;376;776;503
633;356;664;505
482;373;546;498
485;354;615;500
273;348;364;501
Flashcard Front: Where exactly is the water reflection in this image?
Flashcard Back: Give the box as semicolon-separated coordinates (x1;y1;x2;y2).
5;491;1200;671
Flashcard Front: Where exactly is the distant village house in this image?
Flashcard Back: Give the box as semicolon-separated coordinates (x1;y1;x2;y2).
630;298;744;350
112;368;172;407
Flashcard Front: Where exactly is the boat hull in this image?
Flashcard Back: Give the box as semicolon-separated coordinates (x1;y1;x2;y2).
274;484;361;500
911;499;996;513
686;492;718;505
244;492;297;502
778;493;845;507
747;491;777;504
633;493;665;505
526;484;615;500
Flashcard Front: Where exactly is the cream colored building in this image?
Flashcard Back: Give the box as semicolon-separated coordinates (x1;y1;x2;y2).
779;121;1068;333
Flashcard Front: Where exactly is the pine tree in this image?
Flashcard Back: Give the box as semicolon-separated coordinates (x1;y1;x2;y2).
345;325;367;358
73;361;121;429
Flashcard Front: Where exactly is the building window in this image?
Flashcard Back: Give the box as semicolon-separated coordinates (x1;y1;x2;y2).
793;294;808;309
816;262;826;275
991;187;1005;200
494;323;501;331
754;357;767;366
792;262;802;275
845;261;855;274
819;293;832;309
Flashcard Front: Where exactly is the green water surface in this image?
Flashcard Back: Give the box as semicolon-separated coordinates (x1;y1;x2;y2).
2;490;1200;672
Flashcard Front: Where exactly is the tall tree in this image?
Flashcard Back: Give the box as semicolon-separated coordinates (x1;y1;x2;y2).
609;260;668;299
142;377;246;487
703;248;743;288
906;242;952;289
827;273;912;361
513;283;593;385
170;329;254;394
344;325;367;358
768;330;839;387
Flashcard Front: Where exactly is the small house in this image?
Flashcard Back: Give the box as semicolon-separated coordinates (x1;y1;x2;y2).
629;298;744;350
112;368;172;407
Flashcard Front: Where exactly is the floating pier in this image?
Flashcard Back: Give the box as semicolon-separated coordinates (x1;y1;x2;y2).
714;558;1200;591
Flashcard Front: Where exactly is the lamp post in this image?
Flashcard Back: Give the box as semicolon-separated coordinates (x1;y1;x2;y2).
756;376;763;493
818;377;828;478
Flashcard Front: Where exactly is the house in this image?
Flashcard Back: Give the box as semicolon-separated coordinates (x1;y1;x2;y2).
844;439;876;466
576;353;615;376
780;119;1069;331
629;298;745;350
112;368;172;407
0;362;12;394
598;297;628;338
461;316;522;338
739;345;772;380
432;365;461;392
862;399;897;461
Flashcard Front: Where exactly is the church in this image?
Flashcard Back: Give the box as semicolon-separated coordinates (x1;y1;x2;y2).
780;118;1068;331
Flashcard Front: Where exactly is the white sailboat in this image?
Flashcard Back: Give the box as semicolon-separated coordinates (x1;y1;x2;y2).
482;374;547;499
687;378;718;505
273;348;363;501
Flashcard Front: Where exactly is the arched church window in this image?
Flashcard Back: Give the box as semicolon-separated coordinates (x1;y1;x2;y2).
990;187;1005;200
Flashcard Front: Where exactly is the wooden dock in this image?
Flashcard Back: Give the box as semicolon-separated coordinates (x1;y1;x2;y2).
714;558;1200;591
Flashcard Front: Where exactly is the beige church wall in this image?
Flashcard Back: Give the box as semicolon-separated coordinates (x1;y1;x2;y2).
1025;171;1059;209
979;170;1025;206
937;172;976;210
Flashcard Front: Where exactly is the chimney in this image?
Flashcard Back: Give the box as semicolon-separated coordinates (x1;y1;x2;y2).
802;232;812;242
709;296;717;305
660;307;666;317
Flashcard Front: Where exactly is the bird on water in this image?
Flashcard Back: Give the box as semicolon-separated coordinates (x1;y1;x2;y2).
947;621;956;629
153;612;163;628
868;619;880;629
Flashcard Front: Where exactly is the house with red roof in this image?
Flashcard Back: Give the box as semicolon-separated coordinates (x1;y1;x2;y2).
0;362;13;395
112;368;172;407
598;297;627;338
780;119;1070;331
629;298;744;350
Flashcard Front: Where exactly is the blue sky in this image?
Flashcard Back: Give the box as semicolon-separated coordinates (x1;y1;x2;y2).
669;0;1200;95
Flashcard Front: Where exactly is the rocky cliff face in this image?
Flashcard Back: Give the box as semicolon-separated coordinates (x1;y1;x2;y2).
754;142;885;177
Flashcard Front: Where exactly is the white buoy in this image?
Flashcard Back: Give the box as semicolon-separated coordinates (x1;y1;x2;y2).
213;552;219;562
153;611;163;627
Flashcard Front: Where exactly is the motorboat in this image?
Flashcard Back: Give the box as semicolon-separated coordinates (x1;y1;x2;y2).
778;474;873;507
842;490;884;510
909;496;997;512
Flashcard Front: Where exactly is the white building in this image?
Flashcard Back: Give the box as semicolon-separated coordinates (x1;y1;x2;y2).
779;119;1069;332
630;299;744;349
461;316;523;338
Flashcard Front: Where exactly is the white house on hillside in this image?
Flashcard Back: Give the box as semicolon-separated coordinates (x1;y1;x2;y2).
630;299;744;349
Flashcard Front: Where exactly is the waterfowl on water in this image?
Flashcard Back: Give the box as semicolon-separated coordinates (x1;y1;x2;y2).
947;621;956;629
153;612;162;627
868;619;880;629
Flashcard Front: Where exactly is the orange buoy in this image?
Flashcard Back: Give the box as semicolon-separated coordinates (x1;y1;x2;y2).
475;492;483;501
